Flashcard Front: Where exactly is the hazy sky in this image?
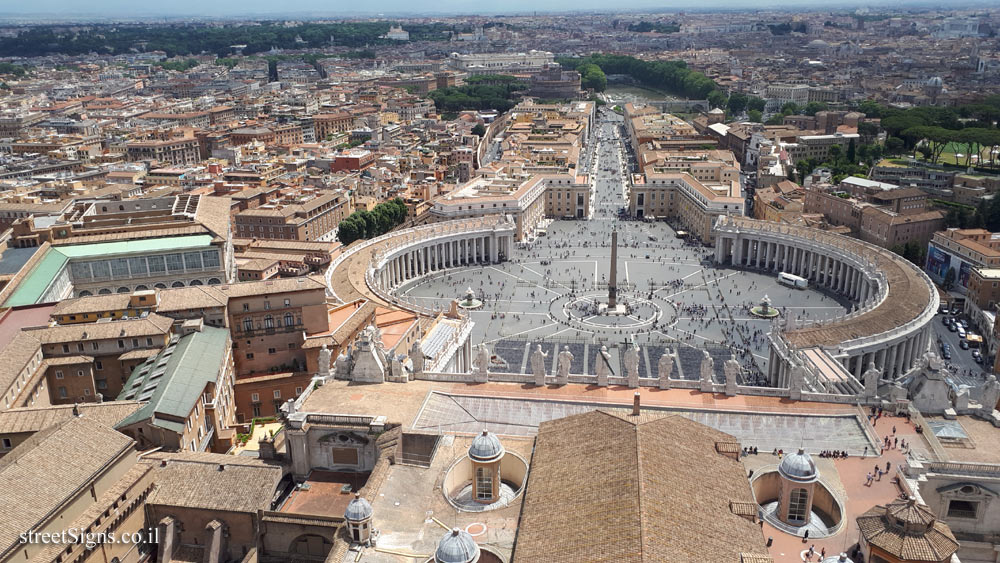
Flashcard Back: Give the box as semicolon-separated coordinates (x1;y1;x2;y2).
0;0;991;18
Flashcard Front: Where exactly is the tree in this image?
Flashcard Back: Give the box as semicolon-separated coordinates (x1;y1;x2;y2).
748;109;763;123
747;97;767;112
846;139;857;164
781;102;800;116
708;90;727;110
885;136;905;155
472;123;486;137
765;114;785;125
828;145;843;161
727;92;748;115
803;101;829;116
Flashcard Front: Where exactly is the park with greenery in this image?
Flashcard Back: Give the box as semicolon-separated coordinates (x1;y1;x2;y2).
428;77;528;113
557;54;720;100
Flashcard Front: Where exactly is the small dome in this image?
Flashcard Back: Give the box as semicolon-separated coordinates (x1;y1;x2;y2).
778;448;818;483
821;554;854;563
469;429;504;462
807;39;829;48
435;528;480;563
708;108;725;114
927;76;943;87
344;493;373;522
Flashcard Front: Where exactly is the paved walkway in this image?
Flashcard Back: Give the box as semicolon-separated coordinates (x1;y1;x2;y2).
761;413;920;562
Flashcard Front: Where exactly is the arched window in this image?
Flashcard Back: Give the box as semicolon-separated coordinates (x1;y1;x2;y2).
154;283;167;289
117;287;130;293
98;289;113;295
78;290;93;297
189;279;204;286
264;315;274;329
788;488;809;522
284;313;294;327
244;319;253;332
208;278;222;285
171;281;185;288
476;466;492;500
135;285;148;291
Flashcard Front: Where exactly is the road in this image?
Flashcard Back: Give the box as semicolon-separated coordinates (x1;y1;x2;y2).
930;314;991;386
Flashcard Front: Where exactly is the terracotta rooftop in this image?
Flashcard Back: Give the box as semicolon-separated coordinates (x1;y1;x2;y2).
513;410;768;562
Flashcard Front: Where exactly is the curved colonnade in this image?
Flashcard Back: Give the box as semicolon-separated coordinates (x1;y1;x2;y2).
713;215;937;389
326;216;517;316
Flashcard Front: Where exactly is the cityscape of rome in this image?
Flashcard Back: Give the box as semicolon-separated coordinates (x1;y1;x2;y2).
3;1;1000;562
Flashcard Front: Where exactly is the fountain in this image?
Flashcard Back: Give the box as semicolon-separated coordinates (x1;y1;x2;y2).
751;294;780;318
457;287;483;310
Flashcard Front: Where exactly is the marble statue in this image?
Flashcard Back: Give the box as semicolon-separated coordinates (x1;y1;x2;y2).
595;345;612;387
557;346;574;384
863;361;881;398
318;344;332;378
473;343;491;378
657;350;674;390
390;355;404;380
624;344;640;388
724;358;740;396
980;375;1000;413
531;344;549;386
410;340;425;374
700;351;715;384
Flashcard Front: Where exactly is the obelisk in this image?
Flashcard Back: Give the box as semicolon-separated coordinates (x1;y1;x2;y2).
608;227;618;308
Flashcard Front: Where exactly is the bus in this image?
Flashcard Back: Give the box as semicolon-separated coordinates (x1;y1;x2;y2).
966;334;983;349
777;272;808;289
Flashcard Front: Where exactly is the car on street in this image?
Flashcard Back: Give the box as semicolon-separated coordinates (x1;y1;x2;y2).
960;319;969;328
943;348;952;360
973;350;984;363
949;322;958;332
960;340;969;349
942;316;951;325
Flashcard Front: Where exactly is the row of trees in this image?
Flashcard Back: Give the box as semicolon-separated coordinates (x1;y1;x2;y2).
940;197;1000;231
626;21;681;33
428;81;528;113
557;54;719;99
793;139;885;184
336;198;408;246
854;98;1000;170
0;22;451;58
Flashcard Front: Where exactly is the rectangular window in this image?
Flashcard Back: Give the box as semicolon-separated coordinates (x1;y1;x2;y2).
95;361;103;370
948;500;979;519
251;393;260;402
1;438;10;449
58;387;67;398
55;370;64;379
165;253;184;272
61;344;69;353
295;387;303;395
273;390;281;399
110;258;130;278
147;255;166;274
128;257;148;277
90;261;111;279
183;252;203;270
92;342;99;351
118;339;125;349
70;261;93;280
201;250;220;268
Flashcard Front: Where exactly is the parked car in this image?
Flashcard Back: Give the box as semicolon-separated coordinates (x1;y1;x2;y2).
949;322;958;332
960;340;970;350
942;316;951;325
973;350;984;363
960;319;969;328
943;349;952;360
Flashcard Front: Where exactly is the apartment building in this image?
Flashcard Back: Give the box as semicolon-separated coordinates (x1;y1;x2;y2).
804;185;944;250
927;228;1000;294
117;324;236;453
782;133;860;163
428;173;548;240
29;313;174;403
125;136;201;166
630;171;744;243
234;190;350;242
313;113;354;140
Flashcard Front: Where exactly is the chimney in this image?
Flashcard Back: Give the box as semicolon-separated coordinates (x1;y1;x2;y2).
160;460;168;467
218;464;225;471
632;392;640;416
